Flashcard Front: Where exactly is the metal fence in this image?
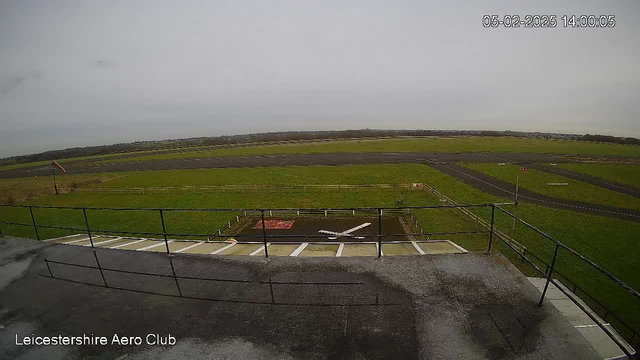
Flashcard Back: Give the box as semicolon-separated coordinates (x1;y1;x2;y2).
0;202;638;358
493;206;639;358
0;203;498;259
68;183;417;194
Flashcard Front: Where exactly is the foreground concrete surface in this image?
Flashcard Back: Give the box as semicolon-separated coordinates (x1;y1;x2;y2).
0;236;600;360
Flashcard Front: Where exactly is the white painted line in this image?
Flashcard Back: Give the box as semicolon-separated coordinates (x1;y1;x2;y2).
174;242;204;253
446;240;469;253
575;324;610;328
137;241;172;251
250;243;270;256
63;237;90;244
336;243;345;257
110;239;146;249
412;241;425;255
89;237;123;247
44;233;84;242
290;243;309;257
210;243;236;255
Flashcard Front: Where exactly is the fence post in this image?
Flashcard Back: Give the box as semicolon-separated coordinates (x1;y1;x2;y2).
261;211;269;258
538;243;560;307
82;208;95;248
487;204;495;253
28;206;40;241
168;256;183;297
83;208;108;287
159;209;170;255
377;208;382;259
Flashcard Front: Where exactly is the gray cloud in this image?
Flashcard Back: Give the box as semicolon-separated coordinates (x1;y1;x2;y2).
31;70;44;80
0;76;25;96
0;0;639;157
92;60;116;69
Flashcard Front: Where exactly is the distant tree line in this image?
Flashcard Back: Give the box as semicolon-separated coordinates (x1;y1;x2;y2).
2;129;637;166
580;134;640;145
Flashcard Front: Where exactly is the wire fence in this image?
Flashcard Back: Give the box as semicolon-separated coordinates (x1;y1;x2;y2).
66;183;422;194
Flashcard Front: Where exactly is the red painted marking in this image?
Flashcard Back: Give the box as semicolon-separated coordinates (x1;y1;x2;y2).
253;220;295;230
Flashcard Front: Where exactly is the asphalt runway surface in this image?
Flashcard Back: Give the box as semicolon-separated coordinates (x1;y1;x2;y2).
0;236;600;359
521;163;640;199
0;152;624;179
427;162;640;223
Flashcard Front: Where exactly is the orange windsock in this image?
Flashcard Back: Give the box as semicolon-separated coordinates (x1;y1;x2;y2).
51;160;66;173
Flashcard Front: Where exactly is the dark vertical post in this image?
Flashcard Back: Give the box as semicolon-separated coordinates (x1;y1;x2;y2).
538;243;560;307
83;208;107;287
45;259;53;277
159;209;170;254
261;210;269;258
51;166;58;195
487;204;495;253
168;256;183;297
82;208;94;248
377;208;382;259
29;206;40;240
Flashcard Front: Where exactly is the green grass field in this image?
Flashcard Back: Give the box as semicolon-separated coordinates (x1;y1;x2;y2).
1;163;639;339
461;163;640;211
3;136;640;172
80;136;640;166
556;163;640;188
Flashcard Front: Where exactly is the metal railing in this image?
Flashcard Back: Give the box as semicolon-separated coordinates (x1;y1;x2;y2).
0;203;497;259
42;257;393;307
493;205;639;359
1;202;638;357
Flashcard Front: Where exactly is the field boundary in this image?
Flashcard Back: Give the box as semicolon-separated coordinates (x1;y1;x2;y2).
68;183;422;194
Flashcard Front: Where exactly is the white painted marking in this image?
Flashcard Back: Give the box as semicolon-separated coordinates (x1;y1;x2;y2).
90;237;122;247
174;242;204;253
336;243;345;257
63;237;90;244
110;239;146;249
44;233;84;242
412;241;425;255
575;324;610;328
446;240;469;253
318;223;370;239
137;241;172;251
210;243;236;255
250;243;270;256
290;243;309;257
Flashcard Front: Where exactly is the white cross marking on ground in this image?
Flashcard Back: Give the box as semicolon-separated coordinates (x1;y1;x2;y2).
318;223;371;240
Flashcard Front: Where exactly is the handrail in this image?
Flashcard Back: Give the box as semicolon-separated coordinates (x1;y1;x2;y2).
495;205;640;301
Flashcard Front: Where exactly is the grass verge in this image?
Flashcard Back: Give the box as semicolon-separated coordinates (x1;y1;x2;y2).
556;163;640;188
461;163;640;211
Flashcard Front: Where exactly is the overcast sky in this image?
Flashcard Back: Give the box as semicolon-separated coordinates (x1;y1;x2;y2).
1;1;639;157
